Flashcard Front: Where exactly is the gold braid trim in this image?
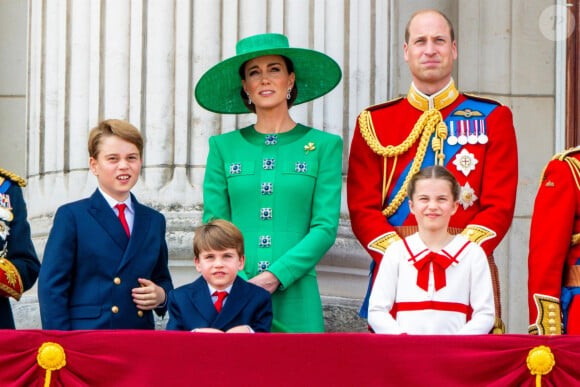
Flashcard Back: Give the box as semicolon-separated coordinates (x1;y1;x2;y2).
564;157;580;192
358;109;447;217
0;168;26;187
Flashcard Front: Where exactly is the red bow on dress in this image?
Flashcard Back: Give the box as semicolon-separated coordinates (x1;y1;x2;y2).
413;252;453;291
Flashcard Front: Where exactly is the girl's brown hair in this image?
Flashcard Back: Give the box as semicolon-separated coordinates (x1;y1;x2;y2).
407;165;460;201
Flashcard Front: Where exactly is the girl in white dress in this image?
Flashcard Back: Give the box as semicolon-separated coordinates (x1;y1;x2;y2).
368;166;494;334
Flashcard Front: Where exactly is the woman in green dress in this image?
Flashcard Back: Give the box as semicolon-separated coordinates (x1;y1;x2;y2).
195;33;342;332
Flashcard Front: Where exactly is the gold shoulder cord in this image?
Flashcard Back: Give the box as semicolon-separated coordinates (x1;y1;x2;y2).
358;109;447;217
565;157;580;191
0;168;26;187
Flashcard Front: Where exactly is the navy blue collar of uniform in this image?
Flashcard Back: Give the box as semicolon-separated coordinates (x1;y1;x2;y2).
407;79;459;111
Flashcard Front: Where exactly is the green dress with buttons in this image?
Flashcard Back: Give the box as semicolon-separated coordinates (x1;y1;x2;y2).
203;124;343;332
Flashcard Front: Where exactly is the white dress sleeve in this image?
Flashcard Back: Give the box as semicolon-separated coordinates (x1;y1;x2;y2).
368;243;405;334
457;244;495;334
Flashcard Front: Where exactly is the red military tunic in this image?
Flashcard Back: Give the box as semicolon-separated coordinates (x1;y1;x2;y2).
347;81;518;321
528;148;580;335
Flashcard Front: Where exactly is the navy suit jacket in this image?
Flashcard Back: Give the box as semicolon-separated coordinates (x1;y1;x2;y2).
0;179;40;329
38;189;173;330
166;276;272;332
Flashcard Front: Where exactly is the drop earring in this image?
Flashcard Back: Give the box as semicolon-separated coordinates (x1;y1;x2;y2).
287;88;292;100
246;93;252;105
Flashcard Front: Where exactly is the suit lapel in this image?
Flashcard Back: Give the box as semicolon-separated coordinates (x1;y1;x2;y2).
214;277;251;329
188;277;219;324
88;190;128;251
118;194;151;271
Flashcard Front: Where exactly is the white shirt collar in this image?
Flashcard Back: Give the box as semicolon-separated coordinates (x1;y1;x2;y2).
98;187;134;214
208;283;234;295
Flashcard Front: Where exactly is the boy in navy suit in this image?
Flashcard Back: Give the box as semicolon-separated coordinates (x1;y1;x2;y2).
166;219;272;332
38;119;173;330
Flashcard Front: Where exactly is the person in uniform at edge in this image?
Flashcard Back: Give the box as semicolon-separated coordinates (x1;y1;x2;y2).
347;9;517;332
0;168;40;329
38;119;173;330
528;147;580;335
195;33;342;333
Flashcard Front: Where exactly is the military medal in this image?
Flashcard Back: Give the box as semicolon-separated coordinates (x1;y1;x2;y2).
457;121;468;145
0;221;8;241
447;121;458;145
0;194;13;223
459;182;478;210
453;149;478;176
478;119;488;144
468;120;478;144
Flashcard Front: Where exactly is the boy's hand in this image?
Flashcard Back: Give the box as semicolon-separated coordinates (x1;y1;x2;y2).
226;325;253;333
248;271;280;294
132;278;166;310
193;328;224;333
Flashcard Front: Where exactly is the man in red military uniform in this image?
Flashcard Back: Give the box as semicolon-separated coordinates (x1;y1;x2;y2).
347;9;518;331
528;148;580;335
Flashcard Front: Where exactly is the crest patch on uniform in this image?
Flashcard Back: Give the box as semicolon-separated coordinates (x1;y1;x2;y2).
452;108;483;118
453;149;478;176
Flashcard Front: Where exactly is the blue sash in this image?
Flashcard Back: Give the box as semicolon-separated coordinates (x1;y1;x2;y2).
561;286;580;333
0;179;11;194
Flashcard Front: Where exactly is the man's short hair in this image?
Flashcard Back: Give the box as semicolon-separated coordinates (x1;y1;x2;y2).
405;9;455;44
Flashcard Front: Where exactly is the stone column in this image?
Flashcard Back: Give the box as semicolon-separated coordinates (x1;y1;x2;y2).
26;0;398;331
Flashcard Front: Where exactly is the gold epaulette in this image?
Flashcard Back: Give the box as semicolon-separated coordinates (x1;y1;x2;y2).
463;92;503;106
363;96;405;112
553;146;580;161
0;168;26;187
536;147;580;189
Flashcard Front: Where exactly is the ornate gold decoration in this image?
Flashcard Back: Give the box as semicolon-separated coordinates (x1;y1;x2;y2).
0;258;23;300
407;81;459;111
37;342;66;387
0;168;26;187
452;108;483;118
491;316;505;334
531;294;562;335
367;232;402;254
460;225;496;245
359;109;447;217
526;345;555;387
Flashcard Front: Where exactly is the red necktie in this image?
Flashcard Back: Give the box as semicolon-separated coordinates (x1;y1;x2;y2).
213;291;228;313
115;203;130;237
413;252;452;291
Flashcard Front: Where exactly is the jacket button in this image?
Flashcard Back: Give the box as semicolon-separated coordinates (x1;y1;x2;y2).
111;306;119;314
137;310;144;318
114;277;121;285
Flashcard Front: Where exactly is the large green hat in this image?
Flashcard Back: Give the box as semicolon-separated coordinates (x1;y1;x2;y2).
194;33;342;114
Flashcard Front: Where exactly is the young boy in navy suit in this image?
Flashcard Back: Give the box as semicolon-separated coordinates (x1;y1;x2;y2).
166;219;272;332
38;119;173;330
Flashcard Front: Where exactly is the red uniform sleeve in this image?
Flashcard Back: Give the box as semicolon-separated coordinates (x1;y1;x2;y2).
528;158;577;325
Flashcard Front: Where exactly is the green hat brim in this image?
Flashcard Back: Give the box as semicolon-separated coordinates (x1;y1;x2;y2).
194;47;342;114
